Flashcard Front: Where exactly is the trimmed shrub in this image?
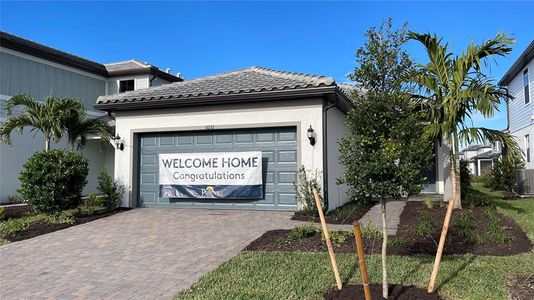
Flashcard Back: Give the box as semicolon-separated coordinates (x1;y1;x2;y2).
97;170;125;210
18;150;88;213
0;207;5;220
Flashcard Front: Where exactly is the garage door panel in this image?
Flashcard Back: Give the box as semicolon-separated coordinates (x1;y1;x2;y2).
278;150;297;163
138;126;298;210
141;137;157;147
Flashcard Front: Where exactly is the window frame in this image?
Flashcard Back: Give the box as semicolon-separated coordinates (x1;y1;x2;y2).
524;69;530;105
119;79;135;93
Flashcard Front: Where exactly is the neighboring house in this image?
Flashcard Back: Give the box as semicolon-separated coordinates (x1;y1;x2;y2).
499;40;534;170
0;31;181;202
0;31;454;210
460;143;502;176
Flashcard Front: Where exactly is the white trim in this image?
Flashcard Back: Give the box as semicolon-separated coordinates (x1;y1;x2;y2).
0;47;107;81
105;59;149;68
87;110;105;117
118;78;136;93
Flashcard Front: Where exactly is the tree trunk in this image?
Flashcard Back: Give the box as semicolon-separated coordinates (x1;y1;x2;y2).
453;133;462;209
44;137;50;152
380;198;388;299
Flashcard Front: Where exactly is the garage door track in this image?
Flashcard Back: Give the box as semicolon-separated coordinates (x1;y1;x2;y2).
0;208;297;299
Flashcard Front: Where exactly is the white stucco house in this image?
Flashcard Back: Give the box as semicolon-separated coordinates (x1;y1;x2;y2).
500;40;534;194
0;31;453;211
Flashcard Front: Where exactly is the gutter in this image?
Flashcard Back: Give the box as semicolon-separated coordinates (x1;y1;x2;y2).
322;94;339;212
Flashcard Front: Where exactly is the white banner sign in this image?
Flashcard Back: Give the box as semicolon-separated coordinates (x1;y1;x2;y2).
158;151;263;199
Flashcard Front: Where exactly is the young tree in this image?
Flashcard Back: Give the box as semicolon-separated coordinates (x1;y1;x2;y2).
339;19;433;299
407;32;522;292
0;95;85;151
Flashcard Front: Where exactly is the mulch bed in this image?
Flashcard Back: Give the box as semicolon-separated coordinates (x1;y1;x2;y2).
397;202;532;256
245;202;532;256
325;284;443;300
0;203;33;219
507;275;534;300
244;229;401;255
291;203;373;224
4;208;130;243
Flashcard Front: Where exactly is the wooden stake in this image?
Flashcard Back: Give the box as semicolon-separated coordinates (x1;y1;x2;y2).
313;188;342;290
353;223;372;300
427;197;455;293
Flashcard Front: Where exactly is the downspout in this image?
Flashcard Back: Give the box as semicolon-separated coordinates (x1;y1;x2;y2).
322;94;338;212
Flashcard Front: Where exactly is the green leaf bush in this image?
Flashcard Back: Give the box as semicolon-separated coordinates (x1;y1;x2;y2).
18;150;88;213
97;170;125;210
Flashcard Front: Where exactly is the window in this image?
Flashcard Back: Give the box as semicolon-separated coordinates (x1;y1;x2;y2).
526;134;531;163
119;80;135;93
524;69;530;104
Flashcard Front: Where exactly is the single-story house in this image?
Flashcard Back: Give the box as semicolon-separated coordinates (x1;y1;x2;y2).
1;31;453;211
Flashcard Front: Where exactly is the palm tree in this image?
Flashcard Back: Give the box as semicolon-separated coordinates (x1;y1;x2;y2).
62;109;113;151
408;32;522;293
0;95;85;151
408;32;520;210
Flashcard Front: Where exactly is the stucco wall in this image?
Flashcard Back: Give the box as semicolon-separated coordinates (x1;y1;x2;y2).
113;98;330;209
106;75;151;95
325;107;349;210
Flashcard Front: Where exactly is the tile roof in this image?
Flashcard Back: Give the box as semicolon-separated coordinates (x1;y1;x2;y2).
104;60;151;73
96;66;344;105
460;144;491;153
470;150;499;160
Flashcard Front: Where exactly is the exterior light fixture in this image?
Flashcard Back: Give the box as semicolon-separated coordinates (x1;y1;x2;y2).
307;125;316;146
112;135;124;151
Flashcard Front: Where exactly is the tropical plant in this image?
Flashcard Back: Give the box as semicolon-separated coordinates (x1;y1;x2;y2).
0;95;85;151
339;19;433;299
408;32;521;209
294;166;323;216
62;108;113;150
408;31;522;293
97;170;125;210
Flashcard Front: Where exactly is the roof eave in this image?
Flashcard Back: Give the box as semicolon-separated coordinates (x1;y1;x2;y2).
499;40;534;86
94;86;338;112
107;67;182;82
0;31;108;76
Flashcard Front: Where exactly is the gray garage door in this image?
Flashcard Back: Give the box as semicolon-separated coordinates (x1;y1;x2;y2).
138;127;298;210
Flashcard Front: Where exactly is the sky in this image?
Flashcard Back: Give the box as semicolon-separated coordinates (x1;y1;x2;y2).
1;1;533;131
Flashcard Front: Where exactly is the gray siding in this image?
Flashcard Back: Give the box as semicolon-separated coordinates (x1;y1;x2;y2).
507;59;534;133
0;51;106;116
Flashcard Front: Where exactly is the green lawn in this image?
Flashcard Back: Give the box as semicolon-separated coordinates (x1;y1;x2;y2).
176;194;534;300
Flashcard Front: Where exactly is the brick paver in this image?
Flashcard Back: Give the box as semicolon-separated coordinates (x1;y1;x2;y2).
358;200;406;235
0;208;299;299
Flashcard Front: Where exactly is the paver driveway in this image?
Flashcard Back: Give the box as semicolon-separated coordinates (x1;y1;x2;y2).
0;208;298;299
